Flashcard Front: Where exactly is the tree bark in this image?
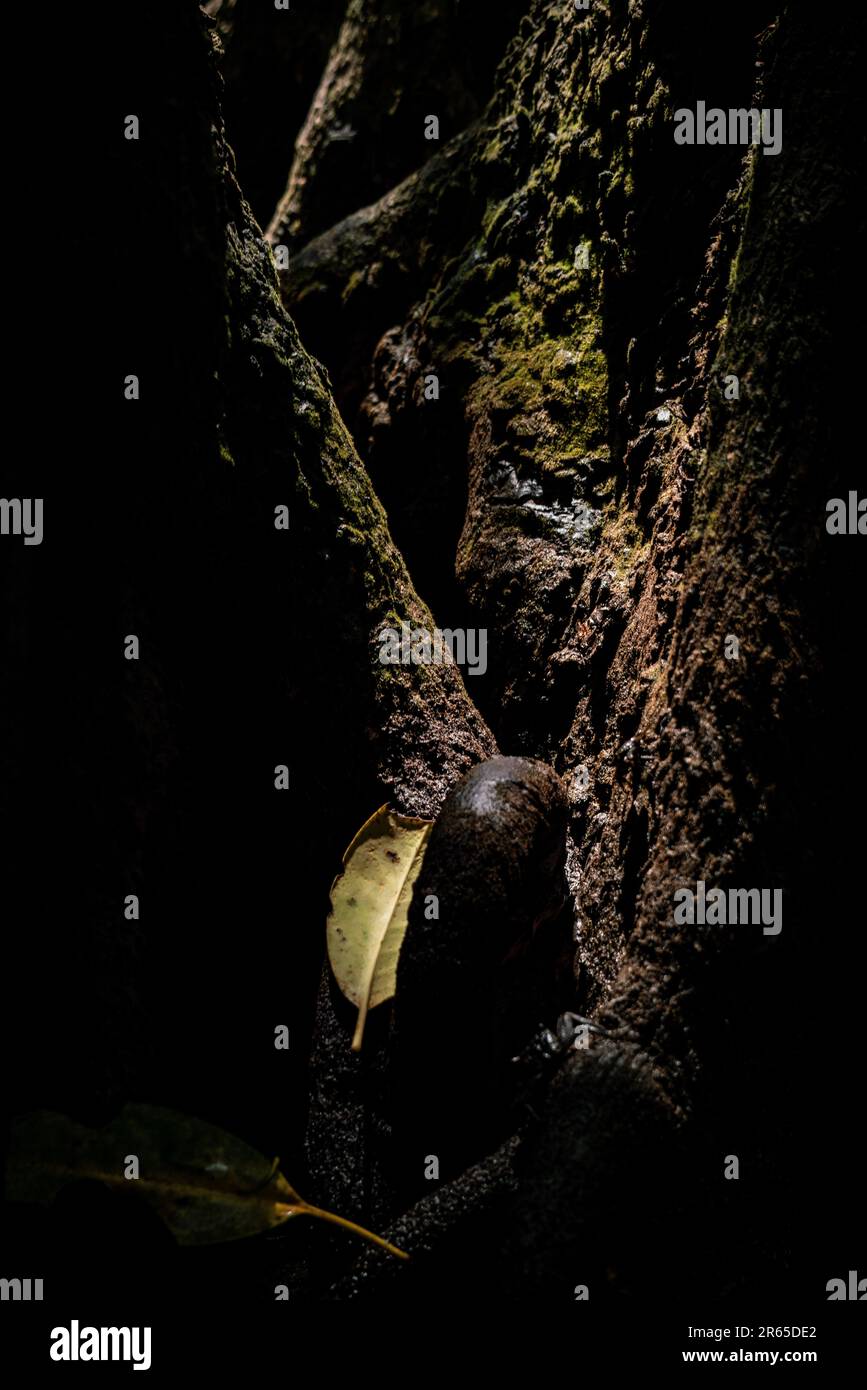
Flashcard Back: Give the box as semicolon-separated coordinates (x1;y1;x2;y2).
273;0;863;1298
4;0;862;1312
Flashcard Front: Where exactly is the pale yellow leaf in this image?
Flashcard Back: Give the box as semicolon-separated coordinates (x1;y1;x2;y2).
327;804;432;1049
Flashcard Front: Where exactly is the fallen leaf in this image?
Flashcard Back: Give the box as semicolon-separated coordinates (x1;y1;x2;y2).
7;1103;408;1259
327;804;432;1050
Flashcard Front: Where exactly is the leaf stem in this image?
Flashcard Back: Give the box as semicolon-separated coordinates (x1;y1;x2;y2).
298;1202;409;1260
351;996;370;1052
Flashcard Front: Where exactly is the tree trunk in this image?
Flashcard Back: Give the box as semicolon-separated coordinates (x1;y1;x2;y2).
3;0;862;1319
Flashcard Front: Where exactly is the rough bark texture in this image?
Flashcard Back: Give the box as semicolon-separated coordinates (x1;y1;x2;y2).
273;0;863;1299
266;0;528;253
3;0;493;1304
3;0;862;1313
